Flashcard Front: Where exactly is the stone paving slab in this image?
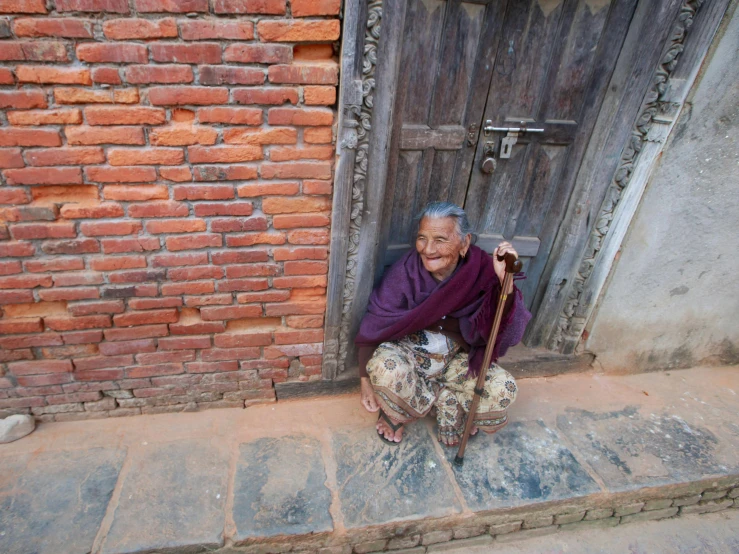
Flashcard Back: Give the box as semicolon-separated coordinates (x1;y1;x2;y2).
557;406;739;492
0;448;124;554
445;420;600;511
100;440;228;554
333;422;462;528
233;434;333;541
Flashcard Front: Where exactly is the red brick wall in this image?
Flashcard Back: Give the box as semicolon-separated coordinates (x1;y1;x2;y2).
0;0;339;421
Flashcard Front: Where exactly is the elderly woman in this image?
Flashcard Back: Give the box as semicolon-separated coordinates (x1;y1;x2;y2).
355;202;531;446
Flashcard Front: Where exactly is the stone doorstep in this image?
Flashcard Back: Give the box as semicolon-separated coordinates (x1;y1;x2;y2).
214;478;739;554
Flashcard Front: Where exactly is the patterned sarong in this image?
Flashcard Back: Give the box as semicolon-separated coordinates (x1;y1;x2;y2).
366;330;517;440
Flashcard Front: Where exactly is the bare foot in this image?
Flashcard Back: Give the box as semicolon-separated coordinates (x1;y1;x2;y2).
376;414;404;443
438;425;478;447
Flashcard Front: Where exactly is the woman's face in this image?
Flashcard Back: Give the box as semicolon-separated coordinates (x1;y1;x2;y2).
416;217;470;282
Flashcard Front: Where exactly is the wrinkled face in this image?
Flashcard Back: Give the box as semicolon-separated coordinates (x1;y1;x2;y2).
415;217;469;281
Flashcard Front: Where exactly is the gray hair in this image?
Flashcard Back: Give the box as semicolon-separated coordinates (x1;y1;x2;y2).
415;201;473;240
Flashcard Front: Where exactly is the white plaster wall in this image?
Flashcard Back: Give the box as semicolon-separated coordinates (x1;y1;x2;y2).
585;5;739;372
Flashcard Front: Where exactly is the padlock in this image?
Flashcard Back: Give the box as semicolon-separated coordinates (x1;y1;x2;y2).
481;157;497;174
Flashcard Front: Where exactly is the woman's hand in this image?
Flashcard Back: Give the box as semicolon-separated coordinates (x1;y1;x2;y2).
493;241;517;294
360;377;379;413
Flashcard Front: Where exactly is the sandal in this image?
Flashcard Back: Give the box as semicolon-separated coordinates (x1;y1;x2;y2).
377;410;403;446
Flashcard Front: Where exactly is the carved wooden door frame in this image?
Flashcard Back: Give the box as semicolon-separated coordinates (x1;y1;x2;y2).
321;0;731;379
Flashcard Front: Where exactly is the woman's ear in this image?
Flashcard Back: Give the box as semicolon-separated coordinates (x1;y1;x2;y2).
461;233;472;257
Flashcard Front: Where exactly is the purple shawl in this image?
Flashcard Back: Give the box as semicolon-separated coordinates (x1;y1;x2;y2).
355;245;531;376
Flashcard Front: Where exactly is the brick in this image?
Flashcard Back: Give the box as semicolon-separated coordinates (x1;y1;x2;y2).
198;107;263;125
101;236;160;254
0;317;43;334
24;260;83;275
0;148;24;168
73;369;125;381
128;201;188;219
173;185;234;201
303;179;333;195
488;521;522;535
265;300;325;316
85;107;165;126
238;291;290;304
0;68;13;85
214;332;271;348
170;320;225;335
262;196;331;215
283;261;327;275
288;228;329;245
114;309;179;327
212;250;269;265
269;64;338;85
127;363;183;378
304;127;333;144
304;85;337;105
68;300;125;316
145;219;206;234
185;361;238;374
80;221;142;237
60;203;124;219
0;274;51;291
554;511;586;525
125;64;192;84
621;507;680;523
643;499;674;511
181;20;253;40
8;109;82;126
86;166;157;182
218;277;271;292
54;87;139;105
161;280;213;295
200;305;262;321
4;167;82;186
151;43;221;64
150;125;217;146
39;287;99;301
702;490;729;501
0;260;22;275
0;41;69;62
614;502;644;517
108;269;166;283
193;165;258;181
0;396;46;409
494;527;557;543
91;67;121;85
274;329;323;345
0;0;47;13
149;86;228;106
225;233;285;247
257;19;339;42
73;354;133;371
168;266;223;280
151;252;207;267
232;88;299;107
261;162;331;180
165;233;221;251
671;495;702;507
137;350;194;364
291;0;340;16
198;66;265;86
213;0;285;14
0;90;47;110
158;335;211;350
108;147;184;166
211;216;268;233
135;0;208;12
273;213;330;229
53;271;104;287
101;284;158;298
45;314;111;331
0;128;61;147
104;324;168;341
584;508;614;520
159;166;192;181
90;255;146;271
103;17;177;39
65;126;145;146
188;145;262;164
184;294;232;307
26;147;103;167
10;222;75;240
353;540;387;554
268;107;333;127
129;297;182;310
223;44;291;64
55;0;129;13
270;146;333;162
0;241;35;257
0;330;61;349
16;66;91;86
193;202;253;217
0;188;31;205
680;499;733;515
77;43;148;64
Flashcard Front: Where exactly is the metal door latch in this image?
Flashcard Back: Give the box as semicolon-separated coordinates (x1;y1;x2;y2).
483;121;544;159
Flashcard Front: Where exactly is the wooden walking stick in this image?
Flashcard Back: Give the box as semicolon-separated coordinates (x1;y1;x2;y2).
454;251;522;467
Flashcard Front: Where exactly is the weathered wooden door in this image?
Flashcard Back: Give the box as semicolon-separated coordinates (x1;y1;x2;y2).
378;0;637;309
